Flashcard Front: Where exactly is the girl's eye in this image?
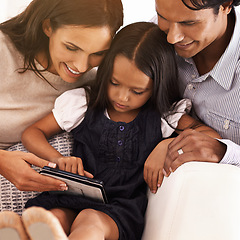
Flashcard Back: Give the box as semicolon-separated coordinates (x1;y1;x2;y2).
132;90;144;95
110;80;119;86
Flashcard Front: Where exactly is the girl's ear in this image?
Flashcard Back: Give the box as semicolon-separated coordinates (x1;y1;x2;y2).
221;0;233;14
42;19;52;37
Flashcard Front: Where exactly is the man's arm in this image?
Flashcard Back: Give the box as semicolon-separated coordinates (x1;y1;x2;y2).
218;139;240;166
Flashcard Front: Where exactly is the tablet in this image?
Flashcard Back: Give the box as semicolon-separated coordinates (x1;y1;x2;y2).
40;166;108;203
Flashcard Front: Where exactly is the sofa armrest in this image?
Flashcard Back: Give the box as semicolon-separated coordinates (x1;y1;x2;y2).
142;162;240;240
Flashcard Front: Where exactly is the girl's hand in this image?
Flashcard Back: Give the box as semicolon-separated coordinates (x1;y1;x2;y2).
144;138;173;193
164;129;227;175
55;156;93;178
0;150;68;192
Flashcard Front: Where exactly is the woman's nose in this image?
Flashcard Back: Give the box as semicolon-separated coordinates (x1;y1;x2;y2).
74;53;91;73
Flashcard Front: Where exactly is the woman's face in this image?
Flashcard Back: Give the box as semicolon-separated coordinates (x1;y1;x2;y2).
41;21;112;83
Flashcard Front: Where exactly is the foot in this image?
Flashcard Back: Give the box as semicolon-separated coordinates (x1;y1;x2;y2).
0;211;28;240
22;207;68;240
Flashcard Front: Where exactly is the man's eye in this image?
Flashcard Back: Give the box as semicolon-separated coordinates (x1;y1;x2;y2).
182;22;195;26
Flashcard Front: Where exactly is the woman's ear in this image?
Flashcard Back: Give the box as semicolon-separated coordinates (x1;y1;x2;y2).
42;19;52;37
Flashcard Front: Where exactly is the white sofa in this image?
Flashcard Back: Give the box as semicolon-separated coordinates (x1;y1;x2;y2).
142;162;240;240
2;133;240;239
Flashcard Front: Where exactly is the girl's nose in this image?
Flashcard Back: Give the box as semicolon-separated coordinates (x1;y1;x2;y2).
118;89;129;102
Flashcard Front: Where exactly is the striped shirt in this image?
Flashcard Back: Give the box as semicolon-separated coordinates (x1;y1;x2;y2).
177;7;240;166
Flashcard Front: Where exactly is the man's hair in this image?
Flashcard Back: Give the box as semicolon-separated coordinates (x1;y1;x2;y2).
182;0;240;14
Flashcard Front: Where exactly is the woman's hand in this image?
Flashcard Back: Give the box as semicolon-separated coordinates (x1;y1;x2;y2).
144;138;173;193
55;156;93;178
164;129;227;176
0;150;68;192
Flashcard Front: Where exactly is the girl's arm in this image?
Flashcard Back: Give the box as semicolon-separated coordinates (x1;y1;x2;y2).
22;112;93;177
21;113;63;162
144;114;224;193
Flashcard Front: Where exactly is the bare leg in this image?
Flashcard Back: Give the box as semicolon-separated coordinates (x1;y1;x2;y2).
69;209;119;240
50;208;77;236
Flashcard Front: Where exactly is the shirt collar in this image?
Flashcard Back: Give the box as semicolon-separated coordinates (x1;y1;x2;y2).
180;7;240;90
210;8;240;90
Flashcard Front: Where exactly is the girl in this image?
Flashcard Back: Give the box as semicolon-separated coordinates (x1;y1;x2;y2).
0;0;123;194
3;22;219;240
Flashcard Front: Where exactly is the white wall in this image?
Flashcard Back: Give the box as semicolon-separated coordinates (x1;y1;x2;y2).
0;0;156;25
0;0;32;23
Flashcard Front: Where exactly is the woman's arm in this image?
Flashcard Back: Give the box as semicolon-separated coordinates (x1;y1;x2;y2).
0;150;67;191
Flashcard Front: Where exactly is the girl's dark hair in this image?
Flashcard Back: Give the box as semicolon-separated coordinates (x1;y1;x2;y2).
0;0;123;78
89;22;181;118
182;0;240;14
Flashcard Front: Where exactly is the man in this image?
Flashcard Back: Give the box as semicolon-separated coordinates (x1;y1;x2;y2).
142;2;240;239
154;0;240;176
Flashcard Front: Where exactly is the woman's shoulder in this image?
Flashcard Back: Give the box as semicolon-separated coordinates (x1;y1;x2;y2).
56;88;87;101
0;30;23;65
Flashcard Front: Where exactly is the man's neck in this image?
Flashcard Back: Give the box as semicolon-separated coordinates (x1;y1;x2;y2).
193;12;235;75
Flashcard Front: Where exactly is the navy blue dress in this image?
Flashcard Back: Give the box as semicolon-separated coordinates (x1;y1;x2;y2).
26;108;163;240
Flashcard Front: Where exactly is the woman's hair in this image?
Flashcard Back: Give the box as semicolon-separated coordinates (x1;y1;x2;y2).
0;0;123;77
182;0;240;13
89;22;181;118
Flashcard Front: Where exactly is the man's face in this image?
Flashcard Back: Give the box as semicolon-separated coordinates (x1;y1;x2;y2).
155;0;230;58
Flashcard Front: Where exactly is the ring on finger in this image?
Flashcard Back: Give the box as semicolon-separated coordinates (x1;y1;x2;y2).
177;148;184;155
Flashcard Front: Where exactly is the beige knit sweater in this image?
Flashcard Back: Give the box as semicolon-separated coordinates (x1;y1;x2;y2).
0;31;96;149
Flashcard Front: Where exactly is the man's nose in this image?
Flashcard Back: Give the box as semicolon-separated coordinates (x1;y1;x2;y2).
166;23;184;44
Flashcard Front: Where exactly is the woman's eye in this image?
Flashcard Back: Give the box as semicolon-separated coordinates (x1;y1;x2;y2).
94;51;107;56
66;45;77;51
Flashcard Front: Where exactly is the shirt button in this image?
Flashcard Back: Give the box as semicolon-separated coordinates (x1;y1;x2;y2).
118;140;123;146
188;84;194;90
191;74;196;79
116;157;121;162
119;126;125;131
223;119;230;130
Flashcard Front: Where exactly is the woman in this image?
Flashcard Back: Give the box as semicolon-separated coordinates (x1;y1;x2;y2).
0;0;123;197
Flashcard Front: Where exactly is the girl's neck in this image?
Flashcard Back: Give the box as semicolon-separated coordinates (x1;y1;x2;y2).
107;106;140;123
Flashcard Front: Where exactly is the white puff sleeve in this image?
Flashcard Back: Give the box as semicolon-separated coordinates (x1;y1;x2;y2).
161;99;192;138
52;88;88;132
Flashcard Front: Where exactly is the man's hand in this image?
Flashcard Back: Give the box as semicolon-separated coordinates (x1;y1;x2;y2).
164;129;227;176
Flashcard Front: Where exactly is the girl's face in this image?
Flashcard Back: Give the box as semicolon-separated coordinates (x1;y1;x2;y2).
108;55;153;116
41;21;112;83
